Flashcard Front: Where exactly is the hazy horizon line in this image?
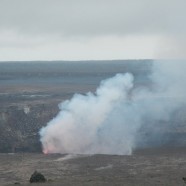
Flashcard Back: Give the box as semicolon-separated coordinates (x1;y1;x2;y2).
0;58;181;63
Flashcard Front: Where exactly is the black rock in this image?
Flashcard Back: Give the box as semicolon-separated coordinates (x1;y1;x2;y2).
183;177;186;184
29;171;46;183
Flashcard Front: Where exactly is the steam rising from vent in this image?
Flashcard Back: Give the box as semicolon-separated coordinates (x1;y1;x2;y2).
40;61;186;155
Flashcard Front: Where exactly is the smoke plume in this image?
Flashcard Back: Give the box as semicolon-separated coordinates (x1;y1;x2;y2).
40;60;186;155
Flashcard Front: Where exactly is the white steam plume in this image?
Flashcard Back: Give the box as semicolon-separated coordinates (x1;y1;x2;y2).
40;60;186;155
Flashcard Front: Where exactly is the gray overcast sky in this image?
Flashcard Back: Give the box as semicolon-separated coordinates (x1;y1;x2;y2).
0;0;185;61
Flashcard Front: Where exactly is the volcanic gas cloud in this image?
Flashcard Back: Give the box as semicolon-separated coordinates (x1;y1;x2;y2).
40;61;186;155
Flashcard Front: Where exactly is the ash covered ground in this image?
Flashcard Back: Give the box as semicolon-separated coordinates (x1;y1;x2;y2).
2;148;186;186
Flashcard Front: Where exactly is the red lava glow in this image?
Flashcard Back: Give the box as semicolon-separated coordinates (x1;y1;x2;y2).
43;149;49;155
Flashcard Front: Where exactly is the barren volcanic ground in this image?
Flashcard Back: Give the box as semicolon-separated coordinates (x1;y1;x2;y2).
1;148;186;186
1;61;186;186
